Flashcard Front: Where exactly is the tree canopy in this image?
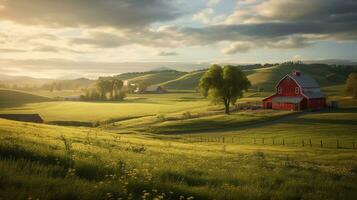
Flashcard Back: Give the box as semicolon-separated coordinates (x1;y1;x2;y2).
199;64;251;114
344;73;357;99
81;76;125;101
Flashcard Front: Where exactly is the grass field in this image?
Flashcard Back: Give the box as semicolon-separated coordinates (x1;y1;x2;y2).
0;89;51;108
1;76;357;199
1;106;357;199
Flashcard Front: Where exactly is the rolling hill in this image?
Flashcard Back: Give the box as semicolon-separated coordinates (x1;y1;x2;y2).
124;70;187;86
159;70;205;90
155;63;355;91
0;89;51;107
246;63;351;91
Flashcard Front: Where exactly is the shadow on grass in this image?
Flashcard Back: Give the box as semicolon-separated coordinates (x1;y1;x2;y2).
0;144;71;168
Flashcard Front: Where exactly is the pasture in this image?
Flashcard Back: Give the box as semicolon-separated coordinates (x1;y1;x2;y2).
1;82;357;199
1;106;357;199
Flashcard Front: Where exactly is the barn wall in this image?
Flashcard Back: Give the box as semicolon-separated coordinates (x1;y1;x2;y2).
307;98;326;109
300;98;307;110
262;95;276;108
278;77;301;97
272;103;296;110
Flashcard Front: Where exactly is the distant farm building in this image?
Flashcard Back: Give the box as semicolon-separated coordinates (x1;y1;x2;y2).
64;95;81;101
262;71;326;111
135;85;167;94
0;114;44;123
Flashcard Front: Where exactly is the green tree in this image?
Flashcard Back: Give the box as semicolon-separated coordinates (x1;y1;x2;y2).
344;73;357;99
111;78;124;100
96;77;112;100
199;64;251;114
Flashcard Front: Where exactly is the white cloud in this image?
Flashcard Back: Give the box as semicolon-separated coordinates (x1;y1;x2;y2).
207;0;220;7
221;41;254;54
192;8;214;24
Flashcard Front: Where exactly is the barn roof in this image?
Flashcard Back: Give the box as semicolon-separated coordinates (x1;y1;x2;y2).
272;96;303;104
145;85;160;92
288;74;320;88
303;91;325;99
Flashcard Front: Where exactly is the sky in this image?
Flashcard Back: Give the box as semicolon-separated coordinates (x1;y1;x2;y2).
0;0;357;78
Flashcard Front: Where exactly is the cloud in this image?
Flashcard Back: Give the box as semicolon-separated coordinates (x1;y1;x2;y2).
207;0;220;7
192;8;215;24
221;42;254;54
32;46;86;54
70;32;127;48
0;0;357;68
0;0;184;28
0;59;207;78
158;51;178;56
69;29;183;48
0;48;27;53
226;0;357;24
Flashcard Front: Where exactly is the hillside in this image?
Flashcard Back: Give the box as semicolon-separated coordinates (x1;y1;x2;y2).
125;70;187;86
1;107;357;199
157;64;355;91
0;89;51;107
159;70;205;90
0;74;52;87
247;63;352;91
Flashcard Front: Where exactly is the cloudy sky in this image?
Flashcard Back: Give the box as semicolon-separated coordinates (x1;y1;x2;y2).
1;0;357;78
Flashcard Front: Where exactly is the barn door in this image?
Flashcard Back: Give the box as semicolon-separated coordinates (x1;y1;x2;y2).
267;102;272;109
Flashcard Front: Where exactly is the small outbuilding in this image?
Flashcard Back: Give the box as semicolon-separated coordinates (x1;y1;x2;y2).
0;114;44;123
262;71;326;111
135;85;167;94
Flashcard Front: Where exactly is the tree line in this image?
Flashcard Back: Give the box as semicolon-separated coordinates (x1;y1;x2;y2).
80;76;126;101
344;73;357;99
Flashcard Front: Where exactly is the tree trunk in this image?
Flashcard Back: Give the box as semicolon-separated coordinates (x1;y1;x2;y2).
224;99;230;114
225;104;230;114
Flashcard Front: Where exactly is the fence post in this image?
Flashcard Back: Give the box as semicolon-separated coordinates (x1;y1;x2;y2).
262;138;265;145
302;140;305;147
223;137;225;143
320;140;323;148
337;139;340;149
353;140;355;149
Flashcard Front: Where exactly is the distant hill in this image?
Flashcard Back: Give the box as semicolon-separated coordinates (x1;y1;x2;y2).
247;63;355;91
54;78;95;90
122;70;187;86
0;74;95;90
303;59;357;65
156;63;356;91
150;67;173;72
0;89;51;107
0;74;52;86
159;70;205;90
1;63;355;93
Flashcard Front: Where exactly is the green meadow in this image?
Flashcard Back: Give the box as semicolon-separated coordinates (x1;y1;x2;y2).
1;64;357;199
1;107;357;199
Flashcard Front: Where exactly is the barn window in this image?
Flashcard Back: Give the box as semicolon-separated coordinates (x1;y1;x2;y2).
278;87;282;94
295;87;300;94
278;87;283;94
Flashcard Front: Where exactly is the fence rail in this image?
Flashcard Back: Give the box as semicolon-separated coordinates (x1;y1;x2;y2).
178;136;357;149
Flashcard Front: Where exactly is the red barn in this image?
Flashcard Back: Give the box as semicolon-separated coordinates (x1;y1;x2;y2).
262;71;326;111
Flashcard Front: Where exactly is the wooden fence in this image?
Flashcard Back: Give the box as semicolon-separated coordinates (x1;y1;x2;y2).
179;136;357;149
